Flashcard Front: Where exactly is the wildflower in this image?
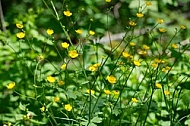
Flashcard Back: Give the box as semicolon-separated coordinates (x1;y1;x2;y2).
113;90;119;95
155;83;162;89
63;10;72;17
47;76;56;83
69;50;79;58
39;55;44;61
53;97;60;102
130;42;136;46
105;0;111;2
40;106;45;112
62;42;69;49
145;1;152;6
46;29;54;35
122;51;130;58
134;60;141;67
16;32;25;39
157;19;164;24
138;50;147;55
164;90;170;95
89;66;96;72
106;75;116;84
16;23;23;29
6;82;15;89
154;58;161;63
136;13;144;18
171;43;178;49
129;21;137;26
142;45;150;50
61;63;67;70
86;89;95;95
89;30;95;35
159;28;166;33
151;63;158;68
58;80;65;86
131;98;138;103
104;89;111;95
180;25;186;30
75;29;83;34
64;104;72;111
165;66;171;70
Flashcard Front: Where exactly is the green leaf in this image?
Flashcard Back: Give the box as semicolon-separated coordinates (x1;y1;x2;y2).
91;116;102;123
179;82;190;90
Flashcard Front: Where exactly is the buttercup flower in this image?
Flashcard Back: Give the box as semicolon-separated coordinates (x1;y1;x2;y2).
155;83;162;89
122;51;130;58
16;32;25;39
138;50;147;55
39;55;44;61
129;21;137;26
47;76;56;83
104;89;111;95
132;98;138;103
86;89;95;95
89;30;95;35
75;29;83;34
53;97;60;102
142;45;150;50
145;1;152;6
171;43;178;49
180;25;186;30
151;63;158;68
113;90;119;95
64;104;72;111
164;90;170;95
40;106;45;112
58;80;65;86
61;42;69;49
130;42;136;46
106;75;116;84
157;19;164;24
7;82;15;89
46;29;54;35
136;13;144;18
16;23;23;29
159;28;166;33
89;66;96;72
61;63;67;70
105;0;111;2
63;10;72;17
69;50;78;58
154;58;161;63
134;60;141;67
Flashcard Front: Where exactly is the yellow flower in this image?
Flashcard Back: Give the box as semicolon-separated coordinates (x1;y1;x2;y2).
61;42;69;48
40;106;45;112
165;66;171;70
154;58;161;63
89;30;95;35
89;66;96;72
159;28;166;33
180;25;186;30
138;50;147;55
112;90;119;95
16;32;25;39
122;51;130;58
155;83;162;89
75;29;83;34
142;45;150;50
63;10;72;17
86;89;95;95
132;98;138;103
16;23;23;29
104;89;111;95
58;80;65;86
106;75;116;84
46;29;54;35
6;82;15;89
53;97;60;102
47;76;56;83
129;21;137;26
69;50;79;58
164;90;170;95
61;63;67;70
39;55;44;61
136;13;144;18
134;60;141;67
130;42;136;46
145;1;152;6
93;63;101;67
157;19;164;24
64;104;72;111
171;43;178;49
105;0;111;2
151;63;158;68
